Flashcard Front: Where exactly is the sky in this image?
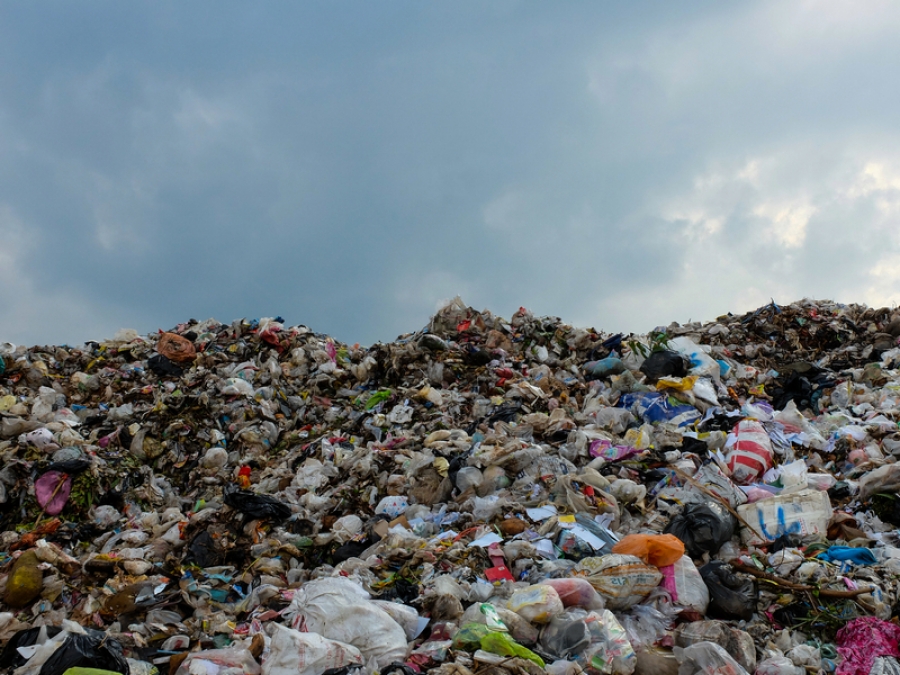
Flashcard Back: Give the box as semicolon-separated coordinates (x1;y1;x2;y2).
3;1;900;347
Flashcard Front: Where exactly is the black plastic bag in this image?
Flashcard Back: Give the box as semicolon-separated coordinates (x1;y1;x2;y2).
700;561;757;621
639;350;688;382
46;459;91;475
184;530;222;567
664;501;735;558
224;488;291;521
0;626;62;670
39;630;129;675
147;354;184;377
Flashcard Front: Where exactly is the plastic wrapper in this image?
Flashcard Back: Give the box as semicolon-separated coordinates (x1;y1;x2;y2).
612;534;685;567
575;555;663;611
262;623;362;675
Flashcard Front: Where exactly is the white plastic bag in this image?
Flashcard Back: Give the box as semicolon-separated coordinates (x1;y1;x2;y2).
262;624;362;675
284;577;408;668
174;649;260;675
507;584;565;624
660;555;709;614
675;641;750;675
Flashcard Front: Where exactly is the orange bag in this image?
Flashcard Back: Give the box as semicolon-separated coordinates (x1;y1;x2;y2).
157;332;197;363
611;533;685;568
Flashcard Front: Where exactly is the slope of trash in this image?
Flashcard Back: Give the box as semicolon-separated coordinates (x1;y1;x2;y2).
1;297;900;675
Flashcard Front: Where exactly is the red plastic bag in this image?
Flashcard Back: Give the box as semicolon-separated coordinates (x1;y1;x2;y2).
725;419;774;484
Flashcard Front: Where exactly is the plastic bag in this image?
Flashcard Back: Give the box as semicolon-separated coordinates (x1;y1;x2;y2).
539;578;605;610
147;354;183;377
699;562;757;622
224;488;291;521
581;610;636;675
0;626;62;671
835;617;900;675
675;641;750;675
725;420;774;484
777;460;808;493
611;534;685;567
507;584;565;624
284;577;408;669
755;656;803;675
261;623;362;675
664;501;735;558
619;604;674;650
674;621;756;672
156;332;197;363
575;555;663;611
173;649;259;675
39;630;130;675
480;631;545;667
659;555;709;613
639;350;688;382
459;604;538;646
371;600;428;640
668;337;721;381
539;611;592;660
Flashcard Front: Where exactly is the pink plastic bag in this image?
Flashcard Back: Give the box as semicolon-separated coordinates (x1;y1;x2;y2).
540;578;605;610
35;471;73;515
836;617;900;675
725;420;774;484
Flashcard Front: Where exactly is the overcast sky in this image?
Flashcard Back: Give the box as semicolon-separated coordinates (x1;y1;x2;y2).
3;1;900;347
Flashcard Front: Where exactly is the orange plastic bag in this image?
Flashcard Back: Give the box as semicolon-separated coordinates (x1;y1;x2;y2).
157;332;197;363
611;533;685;568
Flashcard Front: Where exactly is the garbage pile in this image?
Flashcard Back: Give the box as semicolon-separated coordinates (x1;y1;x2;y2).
2;297;900;675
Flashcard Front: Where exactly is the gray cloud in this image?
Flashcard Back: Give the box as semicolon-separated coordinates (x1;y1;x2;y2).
2;1;900;346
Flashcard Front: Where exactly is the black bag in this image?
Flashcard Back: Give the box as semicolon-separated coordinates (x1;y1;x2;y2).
0;626;63;670
664;501;735;558
147;354;184;377
39;630;129;675
639;350;688;382
184;530;222;567
224;488;291;521
700;561;758;621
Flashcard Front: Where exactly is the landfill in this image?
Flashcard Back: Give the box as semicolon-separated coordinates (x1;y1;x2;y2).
4;298;900;675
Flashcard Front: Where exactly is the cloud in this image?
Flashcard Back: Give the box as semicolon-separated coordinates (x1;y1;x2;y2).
3;2;900;346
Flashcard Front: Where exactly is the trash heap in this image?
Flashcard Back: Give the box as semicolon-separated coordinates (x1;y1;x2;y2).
3;298;900;675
